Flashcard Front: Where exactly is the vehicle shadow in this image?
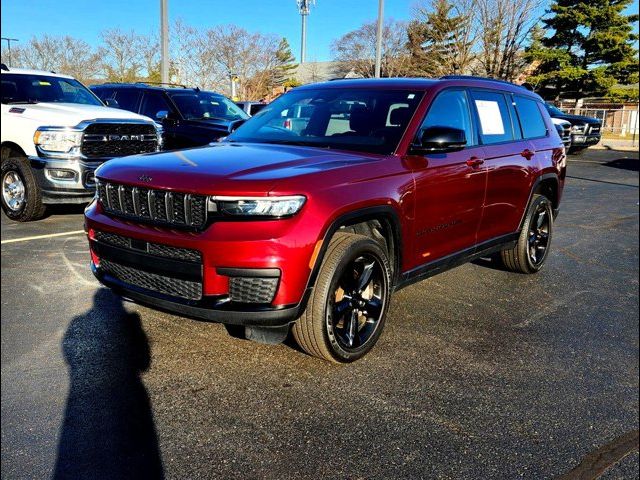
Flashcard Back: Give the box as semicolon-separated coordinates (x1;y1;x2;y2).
603;157;639;172
53;288;164;480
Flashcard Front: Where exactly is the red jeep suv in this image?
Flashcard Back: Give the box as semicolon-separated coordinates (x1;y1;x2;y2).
85;77;566;362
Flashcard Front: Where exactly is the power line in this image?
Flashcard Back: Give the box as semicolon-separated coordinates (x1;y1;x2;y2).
1;37;19;67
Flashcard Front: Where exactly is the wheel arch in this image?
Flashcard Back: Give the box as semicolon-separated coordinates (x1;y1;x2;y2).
1;142;27;161
308;205;403;292
519;172;559;231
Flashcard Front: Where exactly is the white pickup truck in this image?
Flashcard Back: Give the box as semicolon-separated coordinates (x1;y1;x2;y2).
1;64;160;221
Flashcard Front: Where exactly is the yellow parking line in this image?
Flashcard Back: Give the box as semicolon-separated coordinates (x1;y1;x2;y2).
1;230;85;245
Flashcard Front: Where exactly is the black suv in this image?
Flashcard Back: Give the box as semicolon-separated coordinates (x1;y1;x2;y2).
544;103;602;153
91;83;249;150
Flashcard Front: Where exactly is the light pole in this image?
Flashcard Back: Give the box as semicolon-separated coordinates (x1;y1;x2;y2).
160;0;169;83
1;37;19;67
374;0;384;78
296;0;315;63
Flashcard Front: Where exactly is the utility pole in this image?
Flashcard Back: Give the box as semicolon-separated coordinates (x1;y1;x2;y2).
374;0;384;78
160;0;169;83
1;38;19;67
296;0;315;63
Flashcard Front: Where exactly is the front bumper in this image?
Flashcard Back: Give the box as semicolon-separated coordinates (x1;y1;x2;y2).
84;200;320;326
92;262;306;326
570;134;601;147
29;156;99;204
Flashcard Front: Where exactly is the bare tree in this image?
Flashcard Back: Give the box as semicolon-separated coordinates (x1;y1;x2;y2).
332;20;412;78
7;35;102;83
100;28;143;82
475;0;542;80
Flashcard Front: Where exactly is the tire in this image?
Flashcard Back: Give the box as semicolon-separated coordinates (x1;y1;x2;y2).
1;157;47;222
501;194;553;274
293;232;392;363
568;146;586;155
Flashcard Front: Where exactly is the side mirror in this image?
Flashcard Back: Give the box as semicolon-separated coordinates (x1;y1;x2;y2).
155;110;170;121
411;126;467;154
104;98;120;108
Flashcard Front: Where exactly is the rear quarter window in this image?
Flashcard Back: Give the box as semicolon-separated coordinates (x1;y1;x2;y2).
514;96;548;139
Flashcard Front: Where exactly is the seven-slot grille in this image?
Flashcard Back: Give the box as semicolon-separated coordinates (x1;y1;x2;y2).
82;123;158;158
97;181;208;229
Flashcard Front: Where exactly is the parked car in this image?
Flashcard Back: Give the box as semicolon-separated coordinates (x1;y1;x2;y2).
551;117;572;149
85;76;566;363
1;65;160;221
91;83;249;150
545;103;601;153
235;101;268;116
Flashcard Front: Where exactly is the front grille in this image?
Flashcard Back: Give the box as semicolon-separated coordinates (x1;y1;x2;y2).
101;259;202;300
97;180;208;230
229;277;278;304
94;230;202;263
81;123;158;158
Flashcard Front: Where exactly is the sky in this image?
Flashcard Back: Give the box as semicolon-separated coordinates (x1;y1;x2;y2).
1;0;639;63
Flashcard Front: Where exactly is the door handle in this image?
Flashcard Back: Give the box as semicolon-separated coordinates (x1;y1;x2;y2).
466;157;484;168
521;149;535;160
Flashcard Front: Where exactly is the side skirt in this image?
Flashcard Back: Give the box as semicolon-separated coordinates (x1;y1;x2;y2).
394;232;519;291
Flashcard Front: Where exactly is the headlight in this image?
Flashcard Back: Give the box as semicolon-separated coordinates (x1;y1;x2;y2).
210;195;306;218
34;128;82;153
571;124;586;133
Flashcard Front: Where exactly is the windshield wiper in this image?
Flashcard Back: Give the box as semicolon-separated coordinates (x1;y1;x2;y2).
264;139;332;149
5;100;39;105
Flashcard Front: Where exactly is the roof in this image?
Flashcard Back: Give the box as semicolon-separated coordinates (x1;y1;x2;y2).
91;82;201;92
295;76;541;99
0;66;74;79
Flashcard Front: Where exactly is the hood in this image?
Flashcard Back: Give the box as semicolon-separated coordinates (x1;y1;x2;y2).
551;117;571;127
550;112;601;125
95;142;382;196
16;103;153;126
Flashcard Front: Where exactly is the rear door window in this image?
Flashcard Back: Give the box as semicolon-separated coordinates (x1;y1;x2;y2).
470;90;515;145
513;96;548;139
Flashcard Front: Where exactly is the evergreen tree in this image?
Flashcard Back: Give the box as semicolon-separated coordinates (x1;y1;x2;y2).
272;38;298;86
407;0;474;77
527;0;639;99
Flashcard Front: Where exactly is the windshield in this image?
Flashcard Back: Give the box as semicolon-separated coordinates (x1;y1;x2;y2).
1;73;103;105
226;88;425;154
169;91;249;121
545;103;565;116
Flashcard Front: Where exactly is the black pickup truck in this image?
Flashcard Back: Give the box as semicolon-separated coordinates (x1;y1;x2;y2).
544;103;602;153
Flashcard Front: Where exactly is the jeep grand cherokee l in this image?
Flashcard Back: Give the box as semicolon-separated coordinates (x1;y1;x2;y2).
85;76;566;363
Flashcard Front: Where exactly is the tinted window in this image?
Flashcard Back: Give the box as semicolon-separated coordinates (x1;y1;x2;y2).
114;89;142;112
470;90;514;144
169;91;248;121
92;87;115;101
228;88;424;155
140;92;172;120
420;89;474;146
250;103;266;115
1;73;102;106
514;96;547;139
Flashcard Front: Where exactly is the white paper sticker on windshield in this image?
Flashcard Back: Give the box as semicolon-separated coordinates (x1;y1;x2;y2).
475;100;505;135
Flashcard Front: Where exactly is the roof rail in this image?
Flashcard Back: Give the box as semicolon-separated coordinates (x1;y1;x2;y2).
135;81;189;89
0;63;9;71
440;75;525;88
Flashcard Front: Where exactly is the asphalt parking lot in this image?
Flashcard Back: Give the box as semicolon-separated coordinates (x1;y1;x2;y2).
1;148;638;479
